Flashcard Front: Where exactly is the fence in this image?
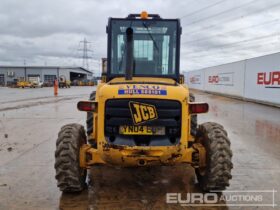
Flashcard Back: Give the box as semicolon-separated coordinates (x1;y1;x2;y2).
184;52;280;106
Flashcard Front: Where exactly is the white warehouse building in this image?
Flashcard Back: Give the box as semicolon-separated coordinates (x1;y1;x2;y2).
0;66;93;86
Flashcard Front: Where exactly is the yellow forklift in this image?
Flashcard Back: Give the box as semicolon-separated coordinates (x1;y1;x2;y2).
16;77;32;88
54;12;233;192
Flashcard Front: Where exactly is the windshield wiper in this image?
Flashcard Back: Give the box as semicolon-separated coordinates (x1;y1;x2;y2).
119;22;159;73
142;22;159;52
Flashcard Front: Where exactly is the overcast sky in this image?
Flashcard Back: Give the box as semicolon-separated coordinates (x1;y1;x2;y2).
0;0;280;74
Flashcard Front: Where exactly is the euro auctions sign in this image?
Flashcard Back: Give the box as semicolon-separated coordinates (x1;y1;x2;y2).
208;72;234;86
245;55;280;105
189;75;201;84
257;71;280;88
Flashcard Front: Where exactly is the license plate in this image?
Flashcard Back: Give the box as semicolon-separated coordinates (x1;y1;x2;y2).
119;125;165;135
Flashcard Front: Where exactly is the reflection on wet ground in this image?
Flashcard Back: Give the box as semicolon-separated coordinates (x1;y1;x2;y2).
59;166;228;210
0;87;280;210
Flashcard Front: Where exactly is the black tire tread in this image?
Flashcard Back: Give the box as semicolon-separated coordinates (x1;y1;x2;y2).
196;122;233;191
87;91;96;135
54;123;87;192
190;93;197;136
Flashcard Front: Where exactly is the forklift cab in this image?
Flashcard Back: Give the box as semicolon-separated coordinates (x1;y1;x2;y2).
106;12;182;82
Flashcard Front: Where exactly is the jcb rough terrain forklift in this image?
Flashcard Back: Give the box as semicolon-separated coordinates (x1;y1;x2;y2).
55;12;233;192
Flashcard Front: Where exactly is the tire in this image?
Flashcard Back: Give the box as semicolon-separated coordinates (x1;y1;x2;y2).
55;123;87;192
195;122;233;191
190;93;197;136
86;91;96;136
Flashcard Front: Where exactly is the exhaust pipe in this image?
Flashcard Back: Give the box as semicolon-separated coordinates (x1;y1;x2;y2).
125;27;133;80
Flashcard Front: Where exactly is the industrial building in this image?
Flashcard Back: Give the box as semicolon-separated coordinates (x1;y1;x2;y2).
0;66;93;86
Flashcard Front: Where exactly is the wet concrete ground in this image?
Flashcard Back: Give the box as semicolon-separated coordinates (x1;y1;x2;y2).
0;87;279;210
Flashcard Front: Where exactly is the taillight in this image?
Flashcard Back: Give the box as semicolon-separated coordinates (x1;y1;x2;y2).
189;102;209;114
77;101;97;112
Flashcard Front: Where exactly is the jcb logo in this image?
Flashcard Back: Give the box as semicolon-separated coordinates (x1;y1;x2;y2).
129;101;158;125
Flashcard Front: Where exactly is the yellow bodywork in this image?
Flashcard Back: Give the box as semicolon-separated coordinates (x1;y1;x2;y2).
17;81;31;88
80;77;206;168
